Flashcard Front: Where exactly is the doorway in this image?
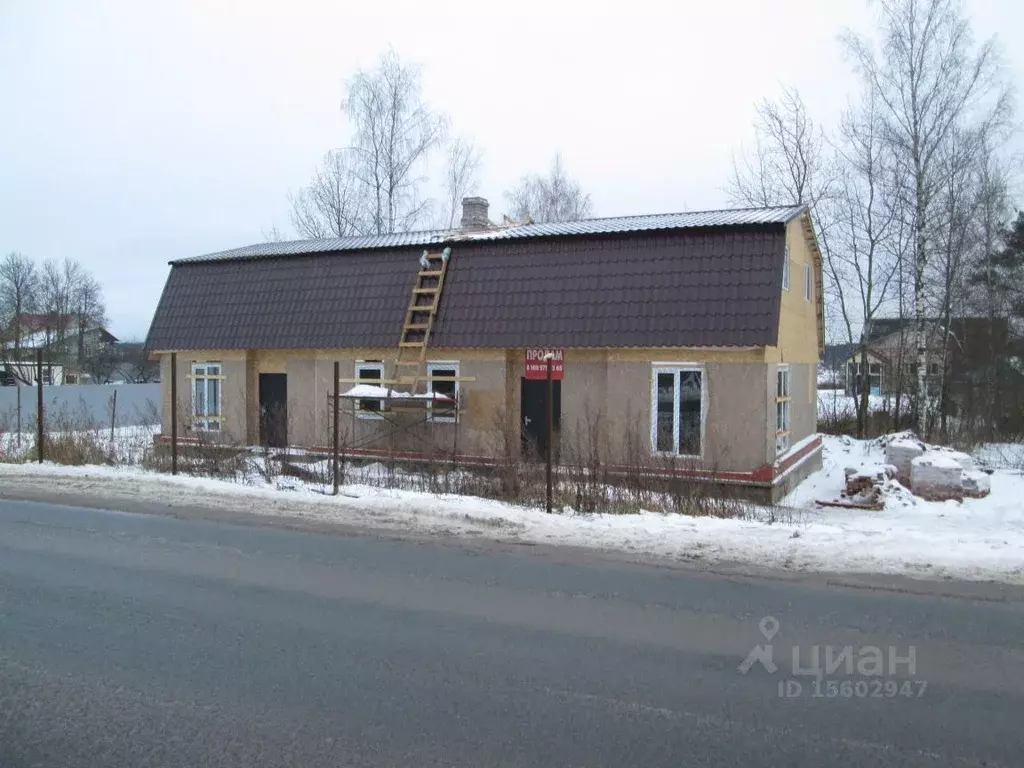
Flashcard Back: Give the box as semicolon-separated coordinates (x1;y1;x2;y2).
259;373;288;448
520;377;561;459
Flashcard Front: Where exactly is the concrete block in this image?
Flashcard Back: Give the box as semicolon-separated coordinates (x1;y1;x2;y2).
886;438;925;485
962;470;991;499
911;454;964;501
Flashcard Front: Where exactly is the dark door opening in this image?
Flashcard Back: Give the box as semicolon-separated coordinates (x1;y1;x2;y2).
259;373;288;448
520;377;561;460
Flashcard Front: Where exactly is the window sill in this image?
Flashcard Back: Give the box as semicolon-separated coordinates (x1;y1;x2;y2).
356;413;385;421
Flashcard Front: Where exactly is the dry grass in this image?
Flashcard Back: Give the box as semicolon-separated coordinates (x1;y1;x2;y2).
3;393;752;519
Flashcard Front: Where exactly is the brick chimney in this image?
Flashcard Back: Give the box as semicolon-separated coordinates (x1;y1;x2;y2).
460;196;490;230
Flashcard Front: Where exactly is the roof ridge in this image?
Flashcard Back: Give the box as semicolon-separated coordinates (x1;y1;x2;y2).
566;203;805;225
213;204;805;254
174;204;807;265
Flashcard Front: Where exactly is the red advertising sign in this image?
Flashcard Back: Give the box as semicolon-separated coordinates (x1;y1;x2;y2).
525;348;565;380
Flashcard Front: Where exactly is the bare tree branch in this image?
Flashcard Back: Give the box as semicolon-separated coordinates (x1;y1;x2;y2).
504;153;593;224
344;50;447;235
443;136;483;228
289;149;369;239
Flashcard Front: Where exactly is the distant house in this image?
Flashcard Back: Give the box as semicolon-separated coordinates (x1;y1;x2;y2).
1;313;118;385
843;317;1017;400
819;343;856;390
0;362;65;386
146;199;825;502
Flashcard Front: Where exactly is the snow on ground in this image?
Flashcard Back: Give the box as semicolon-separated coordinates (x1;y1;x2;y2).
976;442;1024;470
817;390;911;419
3;432;1024;583
0;424;160;462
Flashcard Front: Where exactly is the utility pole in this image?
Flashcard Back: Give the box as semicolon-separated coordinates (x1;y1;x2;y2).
545;353;553;514
170;352;178;475
36;348;44;463
333;361;340;496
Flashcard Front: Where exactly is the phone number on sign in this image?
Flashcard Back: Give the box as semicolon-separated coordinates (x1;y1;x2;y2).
779;680;928;698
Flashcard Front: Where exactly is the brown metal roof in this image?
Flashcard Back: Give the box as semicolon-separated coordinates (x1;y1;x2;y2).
145;224;788;351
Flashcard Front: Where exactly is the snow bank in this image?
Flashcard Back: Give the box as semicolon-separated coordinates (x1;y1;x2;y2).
3;432;1024;583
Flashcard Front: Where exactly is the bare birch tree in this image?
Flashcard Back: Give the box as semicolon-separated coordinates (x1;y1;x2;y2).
345;50;447;235
728;86;832;210
967;145;1013;436
442;136;482;228
40;258;77;350
289;149;368;239
72;272;107;367
843;0;1013;436
504;153;593;224
832;91;902;435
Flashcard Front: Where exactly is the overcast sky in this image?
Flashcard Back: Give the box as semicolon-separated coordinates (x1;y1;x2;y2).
2;0;1022;340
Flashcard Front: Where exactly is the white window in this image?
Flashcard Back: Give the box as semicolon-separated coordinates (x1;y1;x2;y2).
355;361;385;418
427;361;459;422
651;366;705;457
192;363;223;431
782;246;791;291
776;366;791;453
804;263;813;302
849;361;883;394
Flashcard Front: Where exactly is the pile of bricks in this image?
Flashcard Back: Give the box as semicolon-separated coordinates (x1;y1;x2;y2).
884;436;991;502
840;464;897;509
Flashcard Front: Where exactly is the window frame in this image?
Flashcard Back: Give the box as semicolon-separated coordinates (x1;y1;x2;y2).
355;361;386;419
782;246;791;291
868;362;883;394
650;364;707;459
776;365;792;454
191;362;224;432
804;263;813;302
426;360;460;423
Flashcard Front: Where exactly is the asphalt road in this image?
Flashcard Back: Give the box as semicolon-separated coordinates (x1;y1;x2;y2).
1;497;1023;767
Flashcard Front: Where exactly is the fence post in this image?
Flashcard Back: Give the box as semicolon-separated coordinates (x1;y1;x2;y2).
170;352;178;475
451;393;460;474
546;356;553;514
333;361;340;496
36;348;44;463
110;389;118;443
16;385;21;449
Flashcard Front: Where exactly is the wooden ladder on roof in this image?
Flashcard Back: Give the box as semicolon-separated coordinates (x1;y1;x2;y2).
394;248;450;389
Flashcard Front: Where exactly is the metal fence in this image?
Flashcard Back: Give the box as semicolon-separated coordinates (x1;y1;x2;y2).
0;383;161;431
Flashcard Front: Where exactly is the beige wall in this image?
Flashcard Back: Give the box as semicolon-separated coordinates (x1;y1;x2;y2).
770;216;822;366
707;362;772;471
235;348;512;457
560;354;773;473
159;351;248;444
789;362;816;445
766;362;816;460
156;347;791;473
